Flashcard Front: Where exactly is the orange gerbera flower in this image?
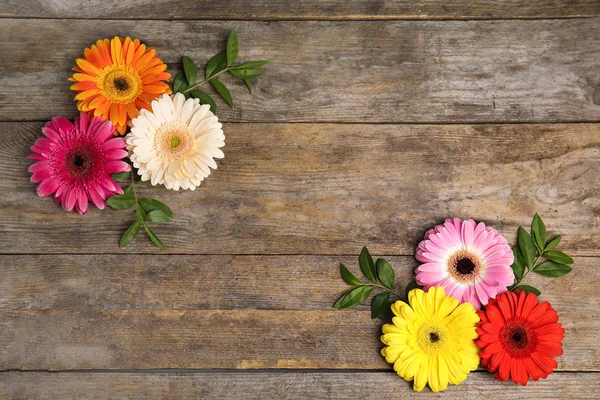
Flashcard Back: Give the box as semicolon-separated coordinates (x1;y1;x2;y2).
69;37;171;135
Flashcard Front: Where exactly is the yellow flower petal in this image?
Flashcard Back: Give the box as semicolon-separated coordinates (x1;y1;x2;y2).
381;286;480;393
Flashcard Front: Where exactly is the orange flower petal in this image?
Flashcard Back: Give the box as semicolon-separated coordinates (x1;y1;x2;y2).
140;64;167;78
110;104;120;126
111;36;123;65
117;103;127;127
94;100;111;118
126;102;139;119
75;89;99;101
143;84;169;94
71;81;97;91
125;37;135;65
76;59;100;76
134;49;156;71
72;73;97;82
131;43;146;65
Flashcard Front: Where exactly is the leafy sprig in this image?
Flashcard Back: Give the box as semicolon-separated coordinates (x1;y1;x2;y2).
172;30;268;114
108;170;174;248
508;213;574;295
333;247;420;321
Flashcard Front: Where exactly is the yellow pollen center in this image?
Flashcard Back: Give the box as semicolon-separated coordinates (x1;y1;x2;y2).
448;249;483;283
417;321;450;355
97;65;143;104
154;121;194;161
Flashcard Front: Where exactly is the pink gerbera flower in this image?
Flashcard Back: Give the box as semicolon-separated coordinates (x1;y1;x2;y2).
415;218;514;309
28;113;130;214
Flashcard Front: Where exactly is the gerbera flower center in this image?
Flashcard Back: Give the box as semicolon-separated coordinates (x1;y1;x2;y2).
417;321;450;355
97;65;143;105
448;249;483;283
500;320;538;358
65;146;95;177
153;121;194;161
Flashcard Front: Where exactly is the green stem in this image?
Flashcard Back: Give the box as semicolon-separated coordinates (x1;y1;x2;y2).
183;68;232;93
365;283;403;299
512;254;542;289
130;169;151;231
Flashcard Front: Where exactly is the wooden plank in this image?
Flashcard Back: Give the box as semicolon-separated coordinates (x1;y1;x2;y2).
0;309;597;371
0;255;596;312
1;371;598;399
1;1;599;20
1;122;599;255
1;19;600;123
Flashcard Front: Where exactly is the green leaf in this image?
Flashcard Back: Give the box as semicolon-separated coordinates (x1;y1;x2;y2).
544;236;561;251
244;79;252;93
173;73;187;93
139;198;174;219
182;56;197;86
336;286;374;309
107;194;135;210
111;172;130;181
144;224;165;249
516;285;541;296
124;185;133;196
531;213;547;252
226;29;238;66
190;90;217;114
135;205;146;221
205;50;227;79
339;263;362;286
230;69;265;80
534;261;572;277
376;258;395;289
145;210;173;223
518;227;536;268
544;250;574;265
210;79;233;107
371;292;392;320
510;245;525;281
234;60;268;70
405;280;419;299
359;247;377;282
120;220;140;248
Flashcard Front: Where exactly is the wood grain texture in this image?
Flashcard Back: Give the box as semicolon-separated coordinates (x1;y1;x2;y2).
0;309;597;371
2;19;600;123
1;371;598;399
0;255;596;312
1;122;599;255
2;0;599;20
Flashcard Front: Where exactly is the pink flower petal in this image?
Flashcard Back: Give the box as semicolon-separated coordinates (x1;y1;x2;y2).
76;189;89;215
105;160;130;173
94;120;116;142
105;149;129;160
31;169;52;183
102;137;127;151
36;178;59;197
88;185;106;209
51;116;74;134
62;189;77;211
28;161;50;173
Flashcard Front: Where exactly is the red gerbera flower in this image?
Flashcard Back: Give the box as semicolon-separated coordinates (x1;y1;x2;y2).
476;290;564;386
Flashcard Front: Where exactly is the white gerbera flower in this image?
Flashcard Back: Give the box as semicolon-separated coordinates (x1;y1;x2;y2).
126;93;225;191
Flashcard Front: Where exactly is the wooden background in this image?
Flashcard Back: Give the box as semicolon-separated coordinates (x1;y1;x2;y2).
1;1;599;398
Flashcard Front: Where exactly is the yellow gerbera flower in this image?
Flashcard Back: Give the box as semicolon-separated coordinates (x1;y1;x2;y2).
381;286;480;392
69;37;171;135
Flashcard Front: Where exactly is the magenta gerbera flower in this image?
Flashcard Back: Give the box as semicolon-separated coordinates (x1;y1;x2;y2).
28;113;130;214
415;218;514;309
